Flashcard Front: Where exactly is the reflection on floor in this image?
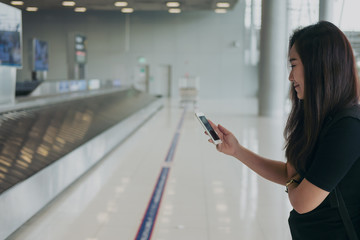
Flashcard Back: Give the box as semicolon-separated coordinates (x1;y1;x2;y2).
7;99;292;240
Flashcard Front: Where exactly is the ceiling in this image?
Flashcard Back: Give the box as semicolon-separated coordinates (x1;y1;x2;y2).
0;0;238;12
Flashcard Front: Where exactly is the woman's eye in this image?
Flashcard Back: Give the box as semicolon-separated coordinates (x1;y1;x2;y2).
290;65;295;68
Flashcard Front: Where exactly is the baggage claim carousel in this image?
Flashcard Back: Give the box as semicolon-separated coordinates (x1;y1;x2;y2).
0;86;163;239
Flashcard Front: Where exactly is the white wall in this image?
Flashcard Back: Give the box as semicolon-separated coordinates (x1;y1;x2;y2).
17;0;258;99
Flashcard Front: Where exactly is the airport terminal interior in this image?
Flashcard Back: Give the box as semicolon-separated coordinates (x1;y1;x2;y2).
0;0;359;239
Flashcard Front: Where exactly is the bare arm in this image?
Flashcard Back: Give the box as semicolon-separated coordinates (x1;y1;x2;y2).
208;120;330;214
208;120;296;185
287;178;329;214
232;144;296;185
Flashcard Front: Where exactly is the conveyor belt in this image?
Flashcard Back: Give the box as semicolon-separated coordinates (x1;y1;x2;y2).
0;88;158;194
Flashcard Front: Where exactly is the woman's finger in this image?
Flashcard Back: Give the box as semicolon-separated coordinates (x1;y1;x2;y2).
216;144;221;151
208;119;218;131
218;124;231;135
208;119;223;138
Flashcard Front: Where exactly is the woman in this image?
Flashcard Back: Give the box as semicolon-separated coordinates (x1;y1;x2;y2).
208;21;360;239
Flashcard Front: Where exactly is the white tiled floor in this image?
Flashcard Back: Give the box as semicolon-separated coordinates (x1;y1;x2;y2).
7;99;293;240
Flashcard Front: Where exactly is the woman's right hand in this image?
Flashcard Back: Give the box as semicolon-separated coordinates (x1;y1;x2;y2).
207;120;240;157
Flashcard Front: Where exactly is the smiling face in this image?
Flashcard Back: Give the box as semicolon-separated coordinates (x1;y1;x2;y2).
288;45;305;100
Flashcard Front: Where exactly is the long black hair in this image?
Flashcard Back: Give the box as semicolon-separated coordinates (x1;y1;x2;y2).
284;21;360;172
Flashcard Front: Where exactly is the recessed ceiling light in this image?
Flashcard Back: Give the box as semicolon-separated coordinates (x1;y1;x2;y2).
121;8;134;13
10;1;24;5
26;7;38;11
62;1;76;7
166;2;180;8
75;7;86;12
216;2;230;8
215;8;227;13
114;1;128;7
168;8;181;13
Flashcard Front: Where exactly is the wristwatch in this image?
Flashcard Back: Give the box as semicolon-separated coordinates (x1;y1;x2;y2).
285;178;300;193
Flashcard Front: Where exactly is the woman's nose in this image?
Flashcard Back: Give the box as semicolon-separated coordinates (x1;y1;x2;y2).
288;71;294;82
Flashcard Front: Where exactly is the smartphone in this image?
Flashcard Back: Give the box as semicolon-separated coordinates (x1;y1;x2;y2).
195;112;222;145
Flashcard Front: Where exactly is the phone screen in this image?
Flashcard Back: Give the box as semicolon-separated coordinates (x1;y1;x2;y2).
199;116;220;141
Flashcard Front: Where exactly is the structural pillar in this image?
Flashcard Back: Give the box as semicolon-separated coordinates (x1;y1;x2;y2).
258;0;287;117
319;0;334;22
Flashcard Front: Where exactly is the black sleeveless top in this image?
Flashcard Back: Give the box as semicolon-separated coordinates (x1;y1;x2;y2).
288;105;360;240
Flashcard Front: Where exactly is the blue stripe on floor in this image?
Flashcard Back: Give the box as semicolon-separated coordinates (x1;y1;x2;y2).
134;109;186;240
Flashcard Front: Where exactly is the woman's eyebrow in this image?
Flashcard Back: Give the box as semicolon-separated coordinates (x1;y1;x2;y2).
289;58;297;62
